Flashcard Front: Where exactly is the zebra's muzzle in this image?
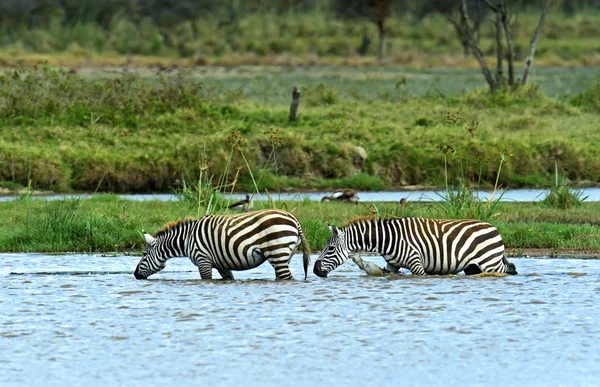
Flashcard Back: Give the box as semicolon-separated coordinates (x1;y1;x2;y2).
313;260;328;278
133;263;147;280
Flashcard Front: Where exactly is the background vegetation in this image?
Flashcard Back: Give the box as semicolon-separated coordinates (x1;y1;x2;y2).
1;66;599;193
1;195;599;253
0;1;599;67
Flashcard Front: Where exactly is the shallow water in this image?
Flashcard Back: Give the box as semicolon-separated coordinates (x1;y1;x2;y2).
1;187;600;203
1;254;600;386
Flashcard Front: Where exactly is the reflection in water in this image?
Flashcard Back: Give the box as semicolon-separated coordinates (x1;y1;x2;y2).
1;253;600;386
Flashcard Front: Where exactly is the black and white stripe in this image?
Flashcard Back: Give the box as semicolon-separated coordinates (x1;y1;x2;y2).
313;217;517;277
134;209;311;280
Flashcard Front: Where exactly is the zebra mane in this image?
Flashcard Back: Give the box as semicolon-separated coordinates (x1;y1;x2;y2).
343;215;403;228
343;215;377;227
154;217;195;238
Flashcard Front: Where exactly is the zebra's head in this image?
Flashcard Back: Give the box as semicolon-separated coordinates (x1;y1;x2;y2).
313;224;349;278
134;233;166;279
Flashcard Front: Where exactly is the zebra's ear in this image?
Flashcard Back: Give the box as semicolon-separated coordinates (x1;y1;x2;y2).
328;224;340;235
144;233;155;244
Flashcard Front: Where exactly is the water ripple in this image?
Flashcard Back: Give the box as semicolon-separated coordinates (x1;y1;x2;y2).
1;253;600;386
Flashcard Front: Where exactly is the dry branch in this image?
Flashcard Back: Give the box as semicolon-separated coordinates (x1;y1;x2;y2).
460;0;496;92
495;10;503;85
500;1;516;85
522;0;550;85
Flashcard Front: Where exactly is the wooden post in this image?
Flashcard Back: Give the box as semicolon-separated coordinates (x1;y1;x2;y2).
289;87;301;122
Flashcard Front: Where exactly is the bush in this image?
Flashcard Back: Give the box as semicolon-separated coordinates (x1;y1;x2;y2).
570;81;600;112
540;164;588;209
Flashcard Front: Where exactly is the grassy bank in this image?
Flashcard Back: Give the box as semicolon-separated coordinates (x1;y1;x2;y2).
1;196;599;254
2;11;600;68
1;66;599;194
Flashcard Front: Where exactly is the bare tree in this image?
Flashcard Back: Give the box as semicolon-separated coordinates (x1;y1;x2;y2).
443;0;484;57
459;0;551;92
459;0;496;91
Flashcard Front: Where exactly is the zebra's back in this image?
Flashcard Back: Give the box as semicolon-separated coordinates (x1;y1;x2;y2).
191;210;309;276
393;217;505;274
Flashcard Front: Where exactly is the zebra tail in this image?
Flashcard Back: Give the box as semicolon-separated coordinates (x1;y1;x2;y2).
298;226;311;280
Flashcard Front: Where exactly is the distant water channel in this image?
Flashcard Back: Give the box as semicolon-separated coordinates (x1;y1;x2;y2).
2;254;599;386
2;188;600;203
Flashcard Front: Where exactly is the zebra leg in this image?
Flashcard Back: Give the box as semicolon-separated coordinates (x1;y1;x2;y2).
217;268;235;280
463;264;482;275
197;262;213;280
261;250;294;280
406;255;426;276
385;263;400;274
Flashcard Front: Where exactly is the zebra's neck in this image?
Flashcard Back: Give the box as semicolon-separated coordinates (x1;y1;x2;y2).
156;221;193;259
343;218;394;254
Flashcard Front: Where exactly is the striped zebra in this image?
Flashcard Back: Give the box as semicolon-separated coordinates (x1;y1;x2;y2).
134;209;311;280
313;217;517;277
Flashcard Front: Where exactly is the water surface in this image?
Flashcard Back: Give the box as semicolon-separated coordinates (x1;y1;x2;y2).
1;187;600;203
1;254;599;386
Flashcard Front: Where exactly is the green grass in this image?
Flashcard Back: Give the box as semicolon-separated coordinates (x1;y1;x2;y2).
1;196;600;253
1;65;599;194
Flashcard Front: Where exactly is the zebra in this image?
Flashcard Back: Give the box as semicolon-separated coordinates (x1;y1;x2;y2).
313;217;517;277
134;209;311;280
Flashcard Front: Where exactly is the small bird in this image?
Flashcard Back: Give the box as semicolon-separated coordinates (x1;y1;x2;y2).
228;194;254;212
321;189;359;204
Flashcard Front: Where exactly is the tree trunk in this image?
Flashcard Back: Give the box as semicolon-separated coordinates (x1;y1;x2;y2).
377;20;386;59
375;0;391;60
499;1;515;86
460;0;496;92
522;0;550;85
462;30;470;56
495;9;503;86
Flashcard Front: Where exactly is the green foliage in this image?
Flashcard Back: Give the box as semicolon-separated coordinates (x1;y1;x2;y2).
316;173;386;191
456;85;548;108
570;81;600;112
0;197;141;252
0;7;599;65
433;133;507;222
0;181;25;190
496;222;600;250
2;196;600;253
1;66;600;194
541;182;588;209
540;163;588;209
0;65;205;128
176;169;230;217
306;83;338;106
